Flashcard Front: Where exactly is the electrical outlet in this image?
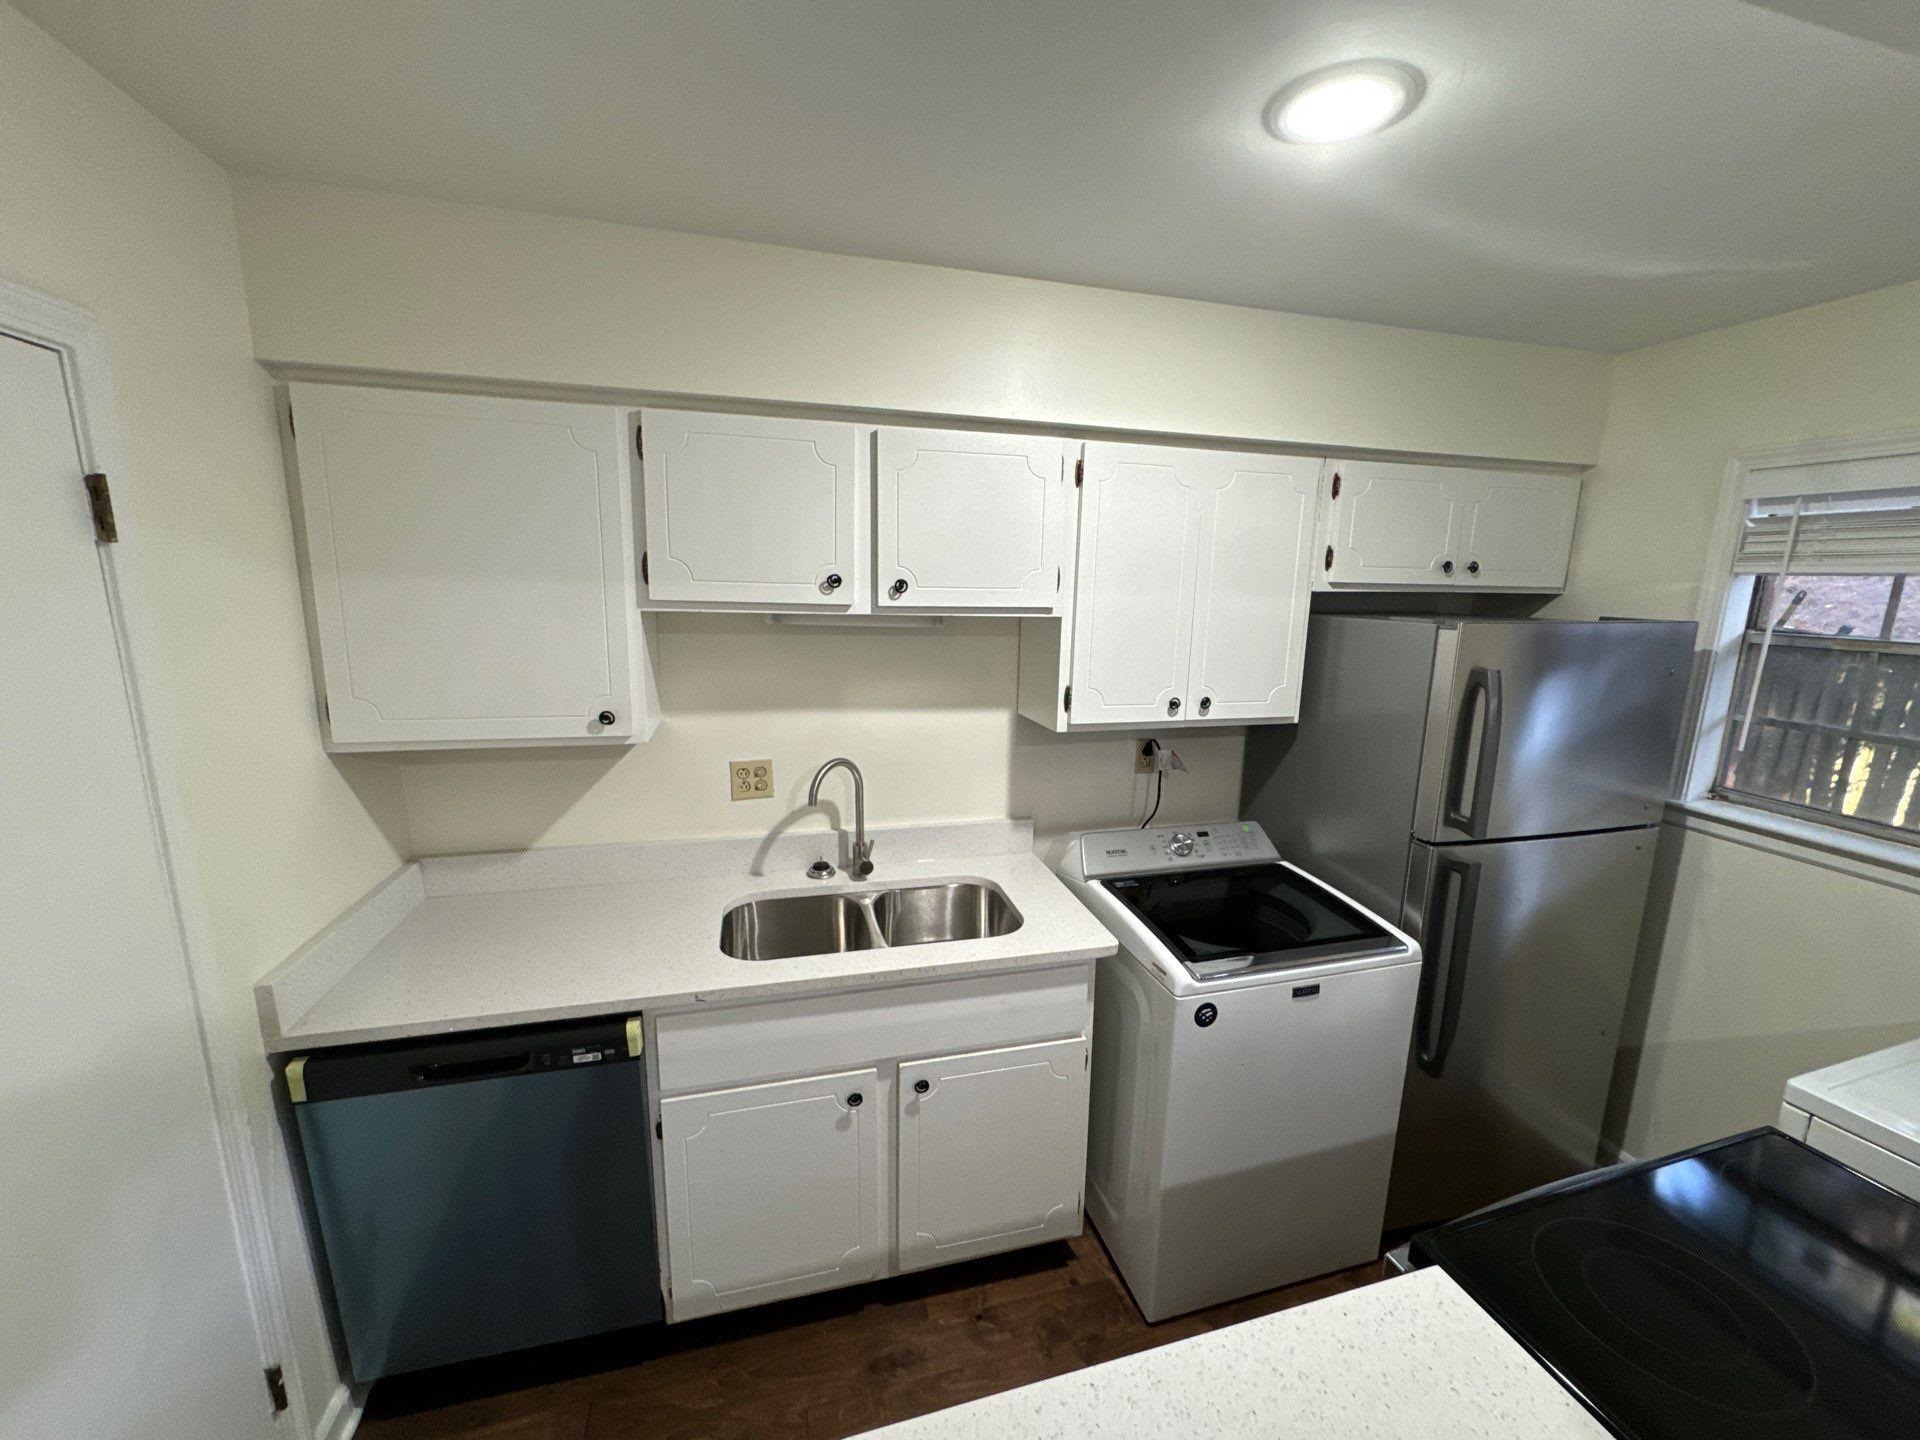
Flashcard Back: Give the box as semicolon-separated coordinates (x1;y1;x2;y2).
1136;740;1158;774
729;759;774;801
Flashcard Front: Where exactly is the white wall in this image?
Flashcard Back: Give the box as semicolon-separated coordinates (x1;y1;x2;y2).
1550;278;1920;1158
232;179;1613;466
0;8;406;1433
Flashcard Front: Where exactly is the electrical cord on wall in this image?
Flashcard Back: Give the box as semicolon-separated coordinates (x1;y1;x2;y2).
1140;769;1165;828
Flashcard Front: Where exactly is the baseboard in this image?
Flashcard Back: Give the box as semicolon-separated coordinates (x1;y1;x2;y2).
315;1384;361;1440
1595;1139;1639;1167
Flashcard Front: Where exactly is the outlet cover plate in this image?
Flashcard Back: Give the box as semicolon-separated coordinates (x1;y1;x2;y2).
730;758;774;801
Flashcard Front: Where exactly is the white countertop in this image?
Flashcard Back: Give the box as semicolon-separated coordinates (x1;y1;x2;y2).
257;820;1117;1052
854;1268;1605;1439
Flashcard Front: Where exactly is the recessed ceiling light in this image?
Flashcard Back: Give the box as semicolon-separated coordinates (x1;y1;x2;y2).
1265;61;1425;145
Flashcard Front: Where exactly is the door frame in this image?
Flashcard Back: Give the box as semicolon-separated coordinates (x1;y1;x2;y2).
0;278;306;1431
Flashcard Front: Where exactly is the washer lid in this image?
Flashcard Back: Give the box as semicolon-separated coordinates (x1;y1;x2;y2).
1102;862;1405;981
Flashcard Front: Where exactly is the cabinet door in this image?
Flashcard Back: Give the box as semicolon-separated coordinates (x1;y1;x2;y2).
1322;460;1468;587
639;408;863;608
896;1038;1089;1272
1457;471;1579;591
1188;455;1319;724
659;1069;883;1321
1067;442;1206;725
874;427;1068;613
287;384;638;749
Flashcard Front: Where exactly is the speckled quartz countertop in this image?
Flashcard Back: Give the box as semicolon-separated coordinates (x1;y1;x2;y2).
256;820;1116;1052
854;1268;1606;1440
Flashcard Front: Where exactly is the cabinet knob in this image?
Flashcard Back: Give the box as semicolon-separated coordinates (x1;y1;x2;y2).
1467;560;1481;576
1167;697;1181;716
596;710;616;726
888;578;909;599
913;1079;930;1095
1198;697;1212;716
821;573;843;593
1441;559;1456;576
846;1091;864;1108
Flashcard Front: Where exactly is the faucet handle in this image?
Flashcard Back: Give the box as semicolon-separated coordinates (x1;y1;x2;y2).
853;839;875;878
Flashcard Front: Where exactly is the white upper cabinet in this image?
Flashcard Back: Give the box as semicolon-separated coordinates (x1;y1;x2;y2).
1062;441;1207;726
1318;459;1578;593
874;427;1069;613
639;408;865;609
1019;442;1319;730
1458;470;1580;590
1188;457;1318;723
659;1068;885;1322
285;383;650;751
896;1038;1090;1272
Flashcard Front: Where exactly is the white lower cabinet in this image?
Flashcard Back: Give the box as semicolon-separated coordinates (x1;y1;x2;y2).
653;968;1095;1321
658;1068;885;1321
896;1037;1090;1272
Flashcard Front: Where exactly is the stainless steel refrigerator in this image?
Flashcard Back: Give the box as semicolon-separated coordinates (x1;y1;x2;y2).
1240;616;1695;1231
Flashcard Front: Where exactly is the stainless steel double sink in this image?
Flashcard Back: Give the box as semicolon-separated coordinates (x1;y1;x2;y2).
719;881;1022;961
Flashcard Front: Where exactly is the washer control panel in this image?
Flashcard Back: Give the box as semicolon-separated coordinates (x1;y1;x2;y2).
1075;821;1280;878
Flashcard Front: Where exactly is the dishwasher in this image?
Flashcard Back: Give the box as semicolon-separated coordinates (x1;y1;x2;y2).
286;1015;662;1381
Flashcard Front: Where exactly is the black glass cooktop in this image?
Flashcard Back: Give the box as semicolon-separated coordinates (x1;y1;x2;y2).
1413;1130;1920;1439
1103;863;1401;979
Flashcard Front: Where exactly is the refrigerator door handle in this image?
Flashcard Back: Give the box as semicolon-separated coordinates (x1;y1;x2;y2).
1442;667;1504;838
1414;855;1482;1078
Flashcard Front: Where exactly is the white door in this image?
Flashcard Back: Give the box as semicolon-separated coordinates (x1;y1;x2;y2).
659;1068;884;1320
1322;460;1468;587
874;426;1068;612
287;384;638;748
1457;470;1579;591
1;334;272;1438
640;408;863;609
896;1038;1089;1272
1067;441;1206;725
1188;455;1319;724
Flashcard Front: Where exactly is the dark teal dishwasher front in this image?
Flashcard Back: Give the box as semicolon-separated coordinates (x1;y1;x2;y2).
288;1015;662;1381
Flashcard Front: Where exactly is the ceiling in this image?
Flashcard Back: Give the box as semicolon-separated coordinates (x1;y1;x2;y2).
17;0;1920;352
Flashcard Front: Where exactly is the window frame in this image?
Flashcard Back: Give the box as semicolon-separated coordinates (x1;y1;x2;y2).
1685;429;1920;857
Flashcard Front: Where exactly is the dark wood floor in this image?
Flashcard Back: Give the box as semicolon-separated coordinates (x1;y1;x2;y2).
357;1234;1383;1440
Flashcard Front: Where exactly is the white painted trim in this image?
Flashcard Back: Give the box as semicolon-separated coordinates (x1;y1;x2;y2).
1683;426;1920;802
314;1384;361;1440
1668;799;1920;897
0;277;314;1434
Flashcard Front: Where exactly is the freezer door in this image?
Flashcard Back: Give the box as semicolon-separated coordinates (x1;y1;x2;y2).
1413;620;1694;844
1386;827;1658;1232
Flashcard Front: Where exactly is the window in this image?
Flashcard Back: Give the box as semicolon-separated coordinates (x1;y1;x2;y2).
1713;487;1920;842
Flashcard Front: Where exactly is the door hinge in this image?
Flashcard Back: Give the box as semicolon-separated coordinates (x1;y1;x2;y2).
641;550;649;584
83;473;118;543
263;1365;289;1415
1330;471;1341;499
1074;457;1084;487
635;424;644;460
1324;544;1335;572
286;401;295;439
655;1118;663;1140
1063;685;1072;714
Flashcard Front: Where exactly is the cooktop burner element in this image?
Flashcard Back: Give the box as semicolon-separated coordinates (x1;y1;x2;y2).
1414;1130;1920;1439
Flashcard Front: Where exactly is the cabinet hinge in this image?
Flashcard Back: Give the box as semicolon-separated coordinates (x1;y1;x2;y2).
635;424;644;460
286;401;295;439
263;1365;289;1415
1330;471;1341;500
1074;457;1084;487
1063;685;1072;714
655;1118;663;1140
1324;544;1334;573
83;473;118;543
641;550;649;585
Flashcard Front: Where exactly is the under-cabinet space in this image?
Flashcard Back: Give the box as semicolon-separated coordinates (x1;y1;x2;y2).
1018;441;1318;730
658;1067;885;1321
283;383;653;750
1317;460;1578;593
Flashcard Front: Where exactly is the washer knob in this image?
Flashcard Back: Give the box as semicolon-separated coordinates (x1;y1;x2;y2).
1168;831;1196;858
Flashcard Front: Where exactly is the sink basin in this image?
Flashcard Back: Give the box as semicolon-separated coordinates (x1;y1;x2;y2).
718;893;881;961
872;882;1023;947
719;881;1022;960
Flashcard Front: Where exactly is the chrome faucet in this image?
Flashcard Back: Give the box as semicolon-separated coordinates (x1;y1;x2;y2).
806;756;873;879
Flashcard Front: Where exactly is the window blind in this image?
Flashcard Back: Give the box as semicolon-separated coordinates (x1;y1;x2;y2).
1733;489;1920;575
